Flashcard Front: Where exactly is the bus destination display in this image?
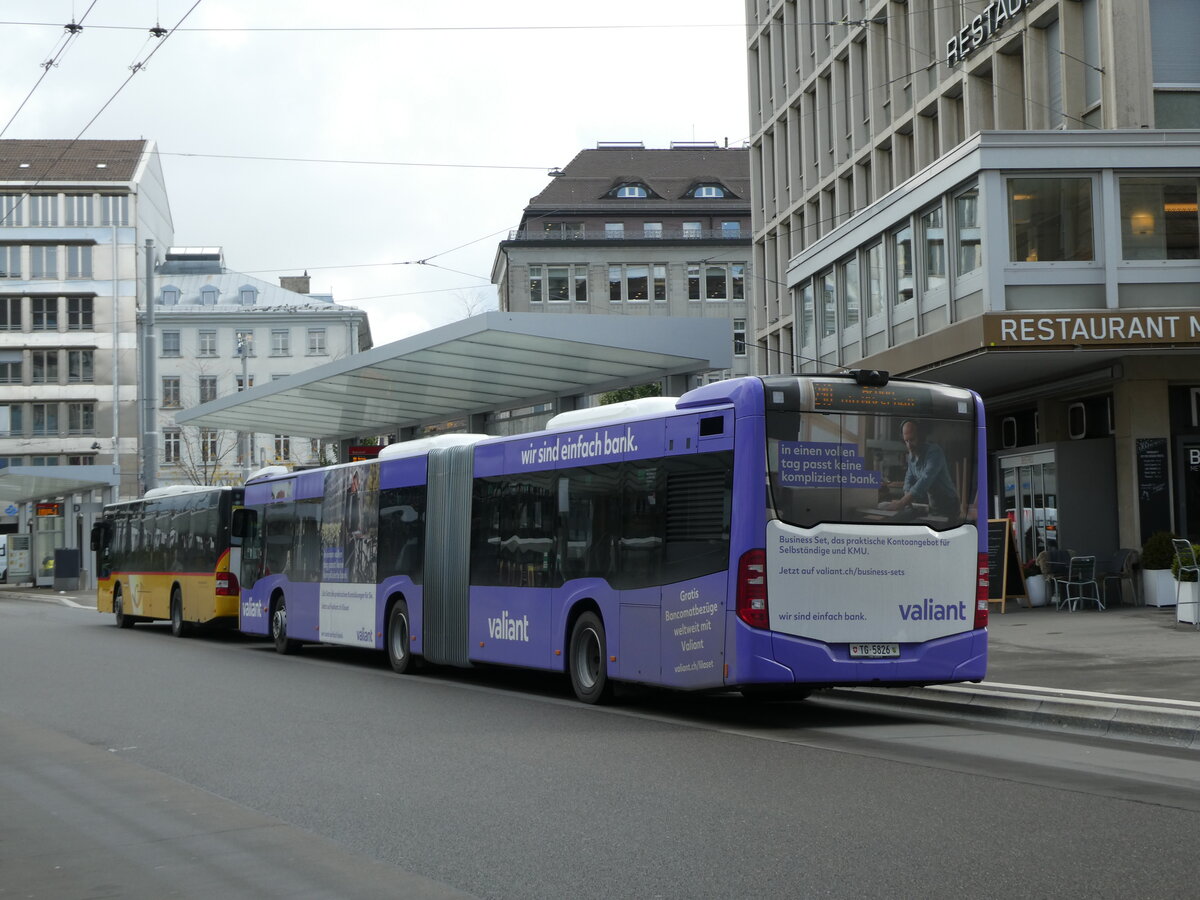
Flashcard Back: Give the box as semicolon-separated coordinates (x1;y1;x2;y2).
811;381;930;415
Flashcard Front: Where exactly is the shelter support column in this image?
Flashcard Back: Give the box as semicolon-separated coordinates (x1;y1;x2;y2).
1113;360;1172;548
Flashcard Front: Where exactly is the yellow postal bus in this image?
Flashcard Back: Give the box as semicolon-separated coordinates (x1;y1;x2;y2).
91;485;244;636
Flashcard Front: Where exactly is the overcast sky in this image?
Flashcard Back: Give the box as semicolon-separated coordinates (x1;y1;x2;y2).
0;1;750;345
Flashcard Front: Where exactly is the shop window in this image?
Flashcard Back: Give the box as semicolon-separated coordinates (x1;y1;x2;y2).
820;269;836;338
955;189;982;275
921;205;946;293
840;255;859;329
865;242;884;319
1120;177;1200;260
1008;177;1094;262
892;222;913;303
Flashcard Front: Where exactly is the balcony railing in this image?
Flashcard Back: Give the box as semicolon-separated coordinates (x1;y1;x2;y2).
507;227;744;241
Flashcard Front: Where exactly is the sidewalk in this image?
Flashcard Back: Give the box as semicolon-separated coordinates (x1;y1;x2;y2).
6;584;1200;744
987;601;1200;701
837;602;1200;747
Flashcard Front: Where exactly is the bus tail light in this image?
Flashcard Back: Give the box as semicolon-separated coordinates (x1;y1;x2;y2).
736;548;769;629
216;571;239;596
974;553;989;629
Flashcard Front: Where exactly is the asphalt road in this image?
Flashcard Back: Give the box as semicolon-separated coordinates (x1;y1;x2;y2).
4;595;1200;899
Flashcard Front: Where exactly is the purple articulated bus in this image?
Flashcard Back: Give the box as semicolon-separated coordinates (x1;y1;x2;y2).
233;372;988;704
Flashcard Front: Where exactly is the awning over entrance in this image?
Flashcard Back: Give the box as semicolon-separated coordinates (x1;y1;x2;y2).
176;312;732;439
0;465;121;505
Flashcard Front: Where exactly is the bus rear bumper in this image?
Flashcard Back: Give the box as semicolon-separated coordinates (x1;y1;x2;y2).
728;624;987;687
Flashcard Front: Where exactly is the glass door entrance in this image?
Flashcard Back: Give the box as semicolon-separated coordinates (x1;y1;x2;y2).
999;451;1058;563
1180;438;1200;542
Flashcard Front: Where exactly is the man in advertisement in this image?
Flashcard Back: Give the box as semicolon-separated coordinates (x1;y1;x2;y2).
885;419;960;519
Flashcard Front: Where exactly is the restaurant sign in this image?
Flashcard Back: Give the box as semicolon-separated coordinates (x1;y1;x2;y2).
947;0;1031;67
984;311;1200;348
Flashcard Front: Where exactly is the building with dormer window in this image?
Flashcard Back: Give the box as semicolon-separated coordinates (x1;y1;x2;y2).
492;142;751;399
151;247;371;486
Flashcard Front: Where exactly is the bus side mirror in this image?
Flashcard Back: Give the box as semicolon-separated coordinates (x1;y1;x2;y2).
89;522;110;552
230;507;255;545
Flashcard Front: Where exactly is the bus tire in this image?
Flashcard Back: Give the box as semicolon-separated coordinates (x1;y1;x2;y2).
568;611;613;705
169;587;189;638
271;595;299;655
113;586;134;629
386;599;416;674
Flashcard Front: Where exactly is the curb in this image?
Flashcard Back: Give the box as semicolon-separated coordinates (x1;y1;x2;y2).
826;683;1200;749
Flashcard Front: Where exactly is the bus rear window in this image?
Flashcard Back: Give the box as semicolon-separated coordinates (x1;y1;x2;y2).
766;410;977;531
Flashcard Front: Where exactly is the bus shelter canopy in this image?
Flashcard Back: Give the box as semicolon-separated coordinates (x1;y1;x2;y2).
176;312;733;440
0;465;120;505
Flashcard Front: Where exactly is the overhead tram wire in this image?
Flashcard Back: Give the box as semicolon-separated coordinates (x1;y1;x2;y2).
0;1;206;227
0;8;991;35
0;2;100;139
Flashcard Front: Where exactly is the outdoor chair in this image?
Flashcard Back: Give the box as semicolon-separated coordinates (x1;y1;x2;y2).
1171;539;1200;629
1039;548;1074;608
1098;548;1140;607
1054;555;1102;612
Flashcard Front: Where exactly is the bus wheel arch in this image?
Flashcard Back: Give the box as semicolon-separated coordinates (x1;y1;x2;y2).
566;603;613;705
169;583;189;638
384;594;419;674
270;589;299;655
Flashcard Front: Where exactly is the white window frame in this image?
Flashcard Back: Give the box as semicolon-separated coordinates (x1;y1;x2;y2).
65;194;93;226
66;244;92;279
162;375;181;408
30;245;57;279
608;263;665;302
198;375;218;404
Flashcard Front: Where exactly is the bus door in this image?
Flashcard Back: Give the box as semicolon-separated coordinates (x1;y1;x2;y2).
556;464;659;681
612;464;661;682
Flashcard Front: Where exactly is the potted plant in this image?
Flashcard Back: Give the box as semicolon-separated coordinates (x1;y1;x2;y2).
1022;557;1048;607
1140;531;1178;607
1172;542;1200;625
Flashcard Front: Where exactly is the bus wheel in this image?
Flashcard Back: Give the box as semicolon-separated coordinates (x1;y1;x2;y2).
271;596;298;655
568;611;613;705
169;587;189;638
386;600;415;674
113;586;134;629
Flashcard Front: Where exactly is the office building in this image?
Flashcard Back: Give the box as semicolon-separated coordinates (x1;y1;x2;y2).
492;142;751;430
747;0;1200;562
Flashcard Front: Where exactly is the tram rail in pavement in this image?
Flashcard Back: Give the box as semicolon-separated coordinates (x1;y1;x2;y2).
6;585;1199;748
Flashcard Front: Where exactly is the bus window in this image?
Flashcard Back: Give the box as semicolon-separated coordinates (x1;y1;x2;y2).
263;500;296;577
767;411;974;530
379;485;425;583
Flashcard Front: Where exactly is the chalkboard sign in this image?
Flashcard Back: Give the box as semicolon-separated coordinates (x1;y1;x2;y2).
1136;437;1170;545
986;519;1025;614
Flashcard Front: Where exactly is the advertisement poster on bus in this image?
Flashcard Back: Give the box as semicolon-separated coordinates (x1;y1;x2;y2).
765;409;978;643
766;520;977;643
319;462;380;646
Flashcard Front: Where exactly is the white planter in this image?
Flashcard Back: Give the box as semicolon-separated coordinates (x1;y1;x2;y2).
1142;569;1177;608
1177;581;1200;624
1025;574;1049;607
